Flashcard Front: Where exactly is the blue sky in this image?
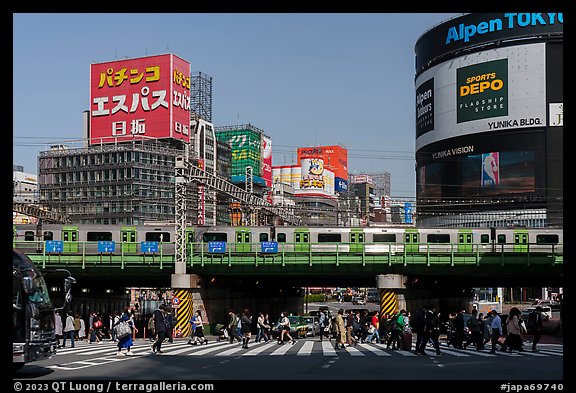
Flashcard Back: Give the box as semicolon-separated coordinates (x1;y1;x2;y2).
13;13;460;199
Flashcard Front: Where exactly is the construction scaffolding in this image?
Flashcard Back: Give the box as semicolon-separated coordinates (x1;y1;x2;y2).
190;72;213;123
215;124;268;185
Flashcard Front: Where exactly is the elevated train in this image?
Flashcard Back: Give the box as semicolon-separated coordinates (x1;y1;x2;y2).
13;224;563;255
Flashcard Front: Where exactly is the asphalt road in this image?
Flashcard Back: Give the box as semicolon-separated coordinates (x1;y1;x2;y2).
13;335;563;382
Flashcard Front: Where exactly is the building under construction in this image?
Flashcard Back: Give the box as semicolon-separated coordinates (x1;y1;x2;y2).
37;138;202;225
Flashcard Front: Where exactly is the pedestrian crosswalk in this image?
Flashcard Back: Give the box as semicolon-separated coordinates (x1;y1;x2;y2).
52;338;563;362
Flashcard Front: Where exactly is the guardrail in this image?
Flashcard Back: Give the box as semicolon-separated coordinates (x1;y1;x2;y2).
14;241;562;273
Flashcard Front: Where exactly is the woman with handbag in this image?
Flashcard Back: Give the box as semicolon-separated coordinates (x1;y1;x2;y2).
115;306;137;356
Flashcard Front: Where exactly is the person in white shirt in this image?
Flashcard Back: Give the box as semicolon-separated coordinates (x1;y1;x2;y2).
62;312;75;348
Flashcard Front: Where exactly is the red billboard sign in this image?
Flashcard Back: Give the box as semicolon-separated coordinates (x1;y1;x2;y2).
297;145;348;180
89;54;191;145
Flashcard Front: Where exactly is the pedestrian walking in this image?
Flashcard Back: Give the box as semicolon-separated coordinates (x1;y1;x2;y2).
263;313;272;342
489;309;505;353
240;309;252;348
334;309;346;350
528;306;544;352
277;311;295;345
92;312;104;344
426;307;442;356
73;314;81;340
386;310;404;350
151;304;169;354
78;317;86;341
482;312;493;348
191;310;208;345
165;307;175;343
464;308;482;350
345;310;357;346
364;312;380;343
318;310;331;342
503;307;524;353
412;305;428;355
54;311;63;348
62;311;75;348
227;309;242;343
115;306;137;356
148;314;156;342
255;312;270;343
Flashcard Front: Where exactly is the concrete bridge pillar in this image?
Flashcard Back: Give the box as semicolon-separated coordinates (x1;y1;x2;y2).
171;274;207;338
376;274;407;319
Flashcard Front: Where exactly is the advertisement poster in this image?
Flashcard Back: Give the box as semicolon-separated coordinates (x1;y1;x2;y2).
457;58;508;123
481;152;500;187
90;54;191;144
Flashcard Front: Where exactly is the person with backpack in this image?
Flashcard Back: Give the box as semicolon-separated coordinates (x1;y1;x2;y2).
227;309;242;344
528;306;544;352
386;309;404;350
464;308;482;350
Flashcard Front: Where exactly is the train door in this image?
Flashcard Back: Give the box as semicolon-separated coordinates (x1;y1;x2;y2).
404;229;419;253
61;226;79;253
186;227;195;254
349;229;365;252
514;229;529;253
294;228;310;252
121;227;137;253
458;229;473;252
235;229;251;252
185;228;195;244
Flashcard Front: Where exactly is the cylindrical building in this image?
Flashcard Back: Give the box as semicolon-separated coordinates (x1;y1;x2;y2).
414;13;563;227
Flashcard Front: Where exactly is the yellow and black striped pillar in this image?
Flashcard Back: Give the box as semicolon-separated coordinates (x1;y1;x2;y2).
379;289;398;320
173;289;193;338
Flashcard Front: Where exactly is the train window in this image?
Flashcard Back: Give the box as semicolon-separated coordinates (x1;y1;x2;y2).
24;231;35;241
426;234;451;243
43;231;54;241
87;232;113;241
480;234;489;243
536;234;559;244
146;232;170;242
259;233;269;242
318;233;341;243
497;234;506;244
203;233;227;242
373;234;396;243
277;233;286;243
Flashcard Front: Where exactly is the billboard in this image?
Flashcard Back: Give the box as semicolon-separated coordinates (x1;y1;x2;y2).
481;152;500;187
300;158;325;191
415;43;546;151
335;177;349;193
90;54;191;145
415;13;563;74
298;145;348;180
261;136;273;188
